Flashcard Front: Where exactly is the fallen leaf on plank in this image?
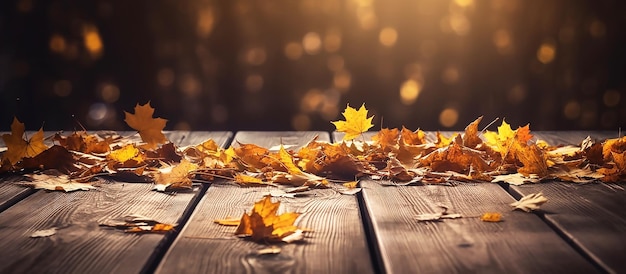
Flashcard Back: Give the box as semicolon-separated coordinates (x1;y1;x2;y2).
100;214;176;233
30;227;57;238
416;206;462;222
510;192;548;212
214;216;241;226
21;171;96;192
491;173;541;185
255;246;282;255
480;212;502;222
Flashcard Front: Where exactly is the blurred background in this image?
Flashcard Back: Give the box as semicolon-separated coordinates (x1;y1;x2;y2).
1;0;625;132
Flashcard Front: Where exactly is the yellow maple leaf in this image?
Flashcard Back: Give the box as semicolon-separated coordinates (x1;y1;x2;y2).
124;102;168;149
107;144;144;164
278;145;302;175
484;120;516;153
235;195;301;242
332;103;374;141
1;117;48;165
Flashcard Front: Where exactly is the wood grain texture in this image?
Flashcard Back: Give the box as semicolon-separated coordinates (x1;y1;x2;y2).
508;132;626;273
156;131;375;274
0;131;232;274
360;181;598;274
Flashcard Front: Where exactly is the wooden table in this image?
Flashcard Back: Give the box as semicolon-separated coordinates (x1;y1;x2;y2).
0;131;624;274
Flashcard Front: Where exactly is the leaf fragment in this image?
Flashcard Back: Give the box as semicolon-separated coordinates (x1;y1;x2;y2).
510;192;548;212
480;212;502;222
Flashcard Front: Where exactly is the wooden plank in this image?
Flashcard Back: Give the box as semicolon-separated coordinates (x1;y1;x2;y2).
507;132;626;273
156;131;375;274
0;131;232;274
332;131;597;273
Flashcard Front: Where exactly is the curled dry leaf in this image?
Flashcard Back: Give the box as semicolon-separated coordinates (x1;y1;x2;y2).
480;212;502;222
510;192;548;212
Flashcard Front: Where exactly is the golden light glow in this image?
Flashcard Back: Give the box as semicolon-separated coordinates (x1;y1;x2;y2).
439;108;459;127
324;29;342;52
284;42;303;60
333;70;352;91
441;66;459;84
53;80;72;97
507;85;526;104
211;105;228;123
245;74;264;93
493;29;512;54
291;113;311;131
157;68;175;87
589;20;606;38
449;14;470;36
379;27;398;47
356;7;377;30
245;47;267;65
603;89;620;107
454;0;473;7
327;55;345;72
301;89;324;112
197;7;215;38
49;34;66;54
100;83;120;103
302;32;322;55
537;42;556;64
399;79;422;105
83;24;103;59
179;74;201;97
563;100;581;119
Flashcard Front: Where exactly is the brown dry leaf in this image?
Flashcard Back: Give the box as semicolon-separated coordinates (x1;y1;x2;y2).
22;171;96;192
421;142;492;174
462;116;483;148
124;102;168;149
516;144;548;176
510;192;548;212
233;143;277;171
235;195;302;242
153;159;199;191
480;212;502;222
19;145;80;174
372;128;399;150
1;117;48;165
400;126;426;145
53;131;111;154
332;103;374;141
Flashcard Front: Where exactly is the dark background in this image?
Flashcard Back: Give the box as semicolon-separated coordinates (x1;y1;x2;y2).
1;0;625;132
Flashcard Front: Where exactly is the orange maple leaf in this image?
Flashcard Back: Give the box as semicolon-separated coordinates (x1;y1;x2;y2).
332;103;374;141
235;195;301;242
124;102;168;149
372;128;399;150
1;117;48;165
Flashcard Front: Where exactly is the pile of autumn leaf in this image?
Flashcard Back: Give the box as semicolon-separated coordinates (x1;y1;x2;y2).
1;102;625;240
